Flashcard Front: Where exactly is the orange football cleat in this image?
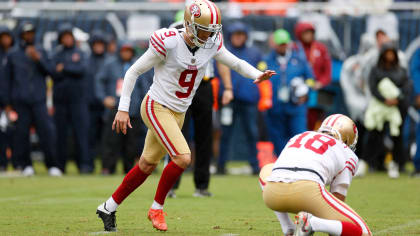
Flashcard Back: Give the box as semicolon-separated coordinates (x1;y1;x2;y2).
147;209;168;231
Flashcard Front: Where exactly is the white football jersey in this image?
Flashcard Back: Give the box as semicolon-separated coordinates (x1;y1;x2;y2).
147;27;223;113
267;131;358;196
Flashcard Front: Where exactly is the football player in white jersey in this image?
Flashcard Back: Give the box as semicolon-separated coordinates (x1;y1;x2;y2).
259;114;372;236
96;0;275;232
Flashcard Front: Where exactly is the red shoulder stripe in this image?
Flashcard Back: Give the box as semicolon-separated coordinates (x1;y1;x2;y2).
151;36;166;53
345;166;355;176
349;158;357;167
345;161;355;170
150;40;166;57
154;32;166;49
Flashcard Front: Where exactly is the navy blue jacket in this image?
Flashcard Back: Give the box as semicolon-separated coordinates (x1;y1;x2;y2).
224;22;262;104
4;44;52;105
51;45;87;104
0;57;6;107
96;56;153;118
225;44;261;104
0;26;14;63
0;26;14;107
86;53;107;106
86;30;108;106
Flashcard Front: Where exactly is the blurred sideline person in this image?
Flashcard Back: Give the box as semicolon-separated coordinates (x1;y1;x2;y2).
0;25;14;172
0;26;13;63
106;35;118;56
4;22;62;177
294;22;332;131
260;114;371;236
364;42;411;178
96;0;275;232
217;21;262;175
340;34;375;177
262;29;313;155
51;23;91;173
96;41;152;174
361;29;407;94
86;30;108;165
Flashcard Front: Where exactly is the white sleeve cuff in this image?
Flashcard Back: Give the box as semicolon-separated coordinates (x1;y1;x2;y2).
330;184;348;197
118;96;131;112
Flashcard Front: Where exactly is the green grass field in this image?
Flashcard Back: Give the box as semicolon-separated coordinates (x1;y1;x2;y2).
0;162;420;236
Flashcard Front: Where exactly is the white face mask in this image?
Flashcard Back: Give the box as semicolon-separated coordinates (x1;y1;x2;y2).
186;20;222;49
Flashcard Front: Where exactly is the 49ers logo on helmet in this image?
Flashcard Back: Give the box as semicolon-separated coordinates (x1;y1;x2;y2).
190;4;201;18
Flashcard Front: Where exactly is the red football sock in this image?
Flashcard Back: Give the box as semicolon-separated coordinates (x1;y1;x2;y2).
112;165;150;204
341;221;362;236
154;161;184;205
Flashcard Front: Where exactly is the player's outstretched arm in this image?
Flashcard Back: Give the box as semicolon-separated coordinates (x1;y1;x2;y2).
214;46;276;83
113;48;162;135
253;70;276;84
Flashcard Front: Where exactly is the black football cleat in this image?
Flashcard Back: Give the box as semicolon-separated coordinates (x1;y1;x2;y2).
96;203;117;232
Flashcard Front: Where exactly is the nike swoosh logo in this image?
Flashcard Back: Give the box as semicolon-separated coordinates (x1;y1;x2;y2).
103;203;111;213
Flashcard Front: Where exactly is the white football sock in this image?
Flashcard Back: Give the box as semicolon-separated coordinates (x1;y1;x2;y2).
105;197;118;212
310;215;342;235
151;200;163;210
274;211;295;234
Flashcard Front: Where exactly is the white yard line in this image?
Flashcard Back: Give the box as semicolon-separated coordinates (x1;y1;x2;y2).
89;231;112;235
374;219;420;235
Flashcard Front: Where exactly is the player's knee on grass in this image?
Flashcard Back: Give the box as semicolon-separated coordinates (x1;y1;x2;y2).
171;154;191;169
138;157;157;174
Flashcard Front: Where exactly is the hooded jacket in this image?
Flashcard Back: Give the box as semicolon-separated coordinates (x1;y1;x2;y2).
0;26;14;61
369;42;412;111
294;22;331;87
86;30;108;106
88;30;109;47
51;23;87;103
3;23;53;105
95;41;152;117
224;22;261;104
